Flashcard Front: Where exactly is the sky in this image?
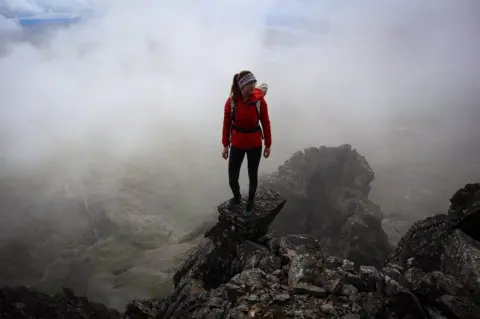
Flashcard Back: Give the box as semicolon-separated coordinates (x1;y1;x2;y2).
0;0;479;224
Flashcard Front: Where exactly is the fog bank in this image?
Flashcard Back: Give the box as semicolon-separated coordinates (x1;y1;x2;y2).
0;0;479;305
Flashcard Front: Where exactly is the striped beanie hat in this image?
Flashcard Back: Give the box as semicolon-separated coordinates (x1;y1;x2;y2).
237;72;257;89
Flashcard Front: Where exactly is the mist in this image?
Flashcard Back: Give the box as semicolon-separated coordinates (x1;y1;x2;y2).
0;0;479;307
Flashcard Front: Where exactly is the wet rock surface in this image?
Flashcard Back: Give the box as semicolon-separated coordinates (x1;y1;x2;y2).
260;144;392;267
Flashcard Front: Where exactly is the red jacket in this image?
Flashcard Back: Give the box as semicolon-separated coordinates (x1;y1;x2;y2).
222;88;272;150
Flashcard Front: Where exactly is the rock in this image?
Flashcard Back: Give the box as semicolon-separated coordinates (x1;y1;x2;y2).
173;190;286;290
0;184;479;319
341;284;359;300
292;282;327;297
342;259;355;271
124;299;159;318
408;271;471;303
441;229;480;293
386;213;453;271
387;183;480;274
315;268;344;293
427;306;450;319
319;301;337;315
278;234;323;262
382;263;403;282
235;240;282;274
273;293;290;302
386;290;428;318
146;184;480;319
117;185;475;318
383;275;402;296
448;183;480;242
385;183;480;318
260;144;392;267
287;253;322;287
359;265;384;293
435;295;480;319
0;286;121;319
205;189;286;246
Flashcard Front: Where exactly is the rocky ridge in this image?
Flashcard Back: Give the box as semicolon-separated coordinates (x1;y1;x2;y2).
1;181;479;318
124;184;480;318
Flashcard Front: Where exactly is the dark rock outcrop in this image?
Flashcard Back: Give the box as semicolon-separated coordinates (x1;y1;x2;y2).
125;184;480;319
385;183;480;318
1;184;479;319
0;286;121;319
261;144;392;267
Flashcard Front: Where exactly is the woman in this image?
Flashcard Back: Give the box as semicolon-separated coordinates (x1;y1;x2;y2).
221;70;272;216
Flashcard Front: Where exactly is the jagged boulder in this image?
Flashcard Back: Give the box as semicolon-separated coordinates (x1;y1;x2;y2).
386;183;480;318
126;184;480;319
260;144;392;267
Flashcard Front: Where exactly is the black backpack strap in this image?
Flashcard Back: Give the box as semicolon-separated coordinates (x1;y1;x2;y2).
229;97;236;142
255;100;264;140
230;97;236;122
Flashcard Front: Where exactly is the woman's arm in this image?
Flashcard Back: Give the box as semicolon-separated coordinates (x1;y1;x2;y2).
259;98;272;148
222;98;232;147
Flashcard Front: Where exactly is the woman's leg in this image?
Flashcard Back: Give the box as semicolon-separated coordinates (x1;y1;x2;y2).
246;146;263;208
228;146;246;202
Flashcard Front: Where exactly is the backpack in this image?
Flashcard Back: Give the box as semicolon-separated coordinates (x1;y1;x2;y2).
229;83;268;140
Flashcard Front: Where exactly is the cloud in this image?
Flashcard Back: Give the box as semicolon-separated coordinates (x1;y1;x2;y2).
0;0;478;202
0;13;19;30
1;0;94;15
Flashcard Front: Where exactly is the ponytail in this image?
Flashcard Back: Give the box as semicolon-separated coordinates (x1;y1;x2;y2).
230;73;241;103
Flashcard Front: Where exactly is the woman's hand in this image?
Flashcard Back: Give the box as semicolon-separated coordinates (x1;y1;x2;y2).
263;147;271;158
222;146;229;159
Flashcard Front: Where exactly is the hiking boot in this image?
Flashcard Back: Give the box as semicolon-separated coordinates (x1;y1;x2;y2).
227;196;242;209
243;199;254;217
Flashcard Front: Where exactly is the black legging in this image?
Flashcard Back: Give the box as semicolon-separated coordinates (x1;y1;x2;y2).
228;146;262;201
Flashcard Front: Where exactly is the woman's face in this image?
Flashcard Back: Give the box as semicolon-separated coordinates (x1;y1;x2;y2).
242;82;256;97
